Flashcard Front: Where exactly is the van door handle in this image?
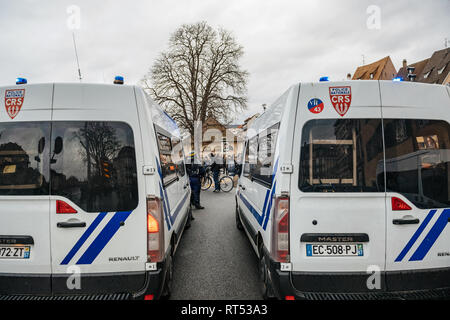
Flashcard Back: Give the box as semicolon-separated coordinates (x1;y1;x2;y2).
57;221;86;228
393;218;420;225
239;184;246;190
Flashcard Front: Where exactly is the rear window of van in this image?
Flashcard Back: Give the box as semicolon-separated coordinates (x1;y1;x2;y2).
299;118;450;209
0;122;50;195
299;119;384;192
0;121;138;212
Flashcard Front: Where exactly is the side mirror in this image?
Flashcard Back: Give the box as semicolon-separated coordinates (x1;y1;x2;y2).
54;137;63;155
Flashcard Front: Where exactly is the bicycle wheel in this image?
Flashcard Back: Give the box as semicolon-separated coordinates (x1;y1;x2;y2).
201;176;212;191
219;176;234;192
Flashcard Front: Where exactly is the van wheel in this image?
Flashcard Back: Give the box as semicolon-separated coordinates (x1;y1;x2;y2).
161;254;173;299
258;248;275;300
235;204;243;231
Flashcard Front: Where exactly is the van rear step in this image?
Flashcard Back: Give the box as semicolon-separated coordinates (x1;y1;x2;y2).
0;293;131;301
299;288;450;300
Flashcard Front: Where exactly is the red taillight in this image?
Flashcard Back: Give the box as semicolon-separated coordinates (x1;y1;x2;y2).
147;197;164;262
285;295;295;300
56;200;77;214
392;197;412;211
144;294;154;300
271;196;290;263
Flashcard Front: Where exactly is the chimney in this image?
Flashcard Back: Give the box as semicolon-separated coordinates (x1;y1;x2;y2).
402;59;407;69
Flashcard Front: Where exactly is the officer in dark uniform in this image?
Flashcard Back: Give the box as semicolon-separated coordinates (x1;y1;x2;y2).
186;151;205;209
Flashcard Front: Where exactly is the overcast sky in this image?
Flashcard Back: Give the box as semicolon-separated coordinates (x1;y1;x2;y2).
1;0;449;123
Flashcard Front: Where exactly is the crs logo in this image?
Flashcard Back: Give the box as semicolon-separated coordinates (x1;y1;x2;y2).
307;98;324;114
329;86;351;117
5;89;25;119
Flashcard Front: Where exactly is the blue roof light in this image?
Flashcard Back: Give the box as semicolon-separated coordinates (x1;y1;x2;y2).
319;76;329;82
392;77;403;82
114;76;124;85
16;77;27;85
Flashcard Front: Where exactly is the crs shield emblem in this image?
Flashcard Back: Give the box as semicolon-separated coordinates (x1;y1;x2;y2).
4;89;25;119
329;86;351;117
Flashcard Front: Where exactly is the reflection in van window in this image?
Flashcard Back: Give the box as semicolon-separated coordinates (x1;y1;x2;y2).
383;119;450;209
252;123;280;186
172;137;186;178
0;122;50;195
299;119;384;192
50;122;138;213
157;133;177;185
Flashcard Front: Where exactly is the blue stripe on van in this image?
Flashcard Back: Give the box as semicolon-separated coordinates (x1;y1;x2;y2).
155;157;172;230
170;191;190;224
60;212;108;265
159;182;172;230
76;211;133;264
394;210;436;262
239;192;263;224
262;181;277;231
409;209;450;261
238;158;279;230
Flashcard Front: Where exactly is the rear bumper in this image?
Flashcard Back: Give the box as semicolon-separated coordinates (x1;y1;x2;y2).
0;258;169;300
266;256;450;300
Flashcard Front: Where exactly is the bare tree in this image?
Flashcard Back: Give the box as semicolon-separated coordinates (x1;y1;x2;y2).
141;21;248;136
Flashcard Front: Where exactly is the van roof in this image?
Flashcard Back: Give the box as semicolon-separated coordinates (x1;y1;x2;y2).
0;82;182;137
246;80;450;137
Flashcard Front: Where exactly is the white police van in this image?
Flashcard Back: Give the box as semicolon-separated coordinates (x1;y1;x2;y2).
0;79;192;300
236;80;450;299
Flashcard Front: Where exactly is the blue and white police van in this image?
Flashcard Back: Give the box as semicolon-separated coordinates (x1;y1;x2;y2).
236;80;450;299
0;78;192;300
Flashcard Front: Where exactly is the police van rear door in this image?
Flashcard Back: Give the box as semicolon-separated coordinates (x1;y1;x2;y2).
380;82;450;291
0;84;53;295
49;84;147;294
289;81;386;291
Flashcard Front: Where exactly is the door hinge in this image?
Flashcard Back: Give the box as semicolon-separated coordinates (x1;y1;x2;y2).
143;166;156;175
280;262;292;271
145;262;157;271
280;164;293;174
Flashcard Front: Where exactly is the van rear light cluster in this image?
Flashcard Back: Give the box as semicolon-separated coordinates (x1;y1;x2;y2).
147;196;164;262
271;196;290;263
392;197;412;211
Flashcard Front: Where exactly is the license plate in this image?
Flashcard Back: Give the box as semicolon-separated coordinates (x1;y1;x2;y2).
306;243;363;257
0;246;30;259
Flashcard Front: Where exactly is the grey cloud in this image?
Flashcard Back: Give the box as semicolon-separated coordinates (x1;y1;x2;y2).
0;0;448;123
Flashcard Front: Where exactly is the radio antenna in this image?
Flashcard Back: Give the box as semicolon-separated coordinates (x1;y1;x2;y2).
72;31;82;82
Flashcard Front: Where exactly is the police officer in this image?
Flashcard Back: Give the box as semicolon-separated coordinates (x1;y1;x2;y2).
186;151;205;209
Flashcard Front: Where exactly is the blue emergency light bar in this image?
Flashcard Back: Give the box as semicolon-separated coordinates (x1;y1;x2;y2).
16;78;27;85
114;76;124;85
319;76;329;82
392;77;403;82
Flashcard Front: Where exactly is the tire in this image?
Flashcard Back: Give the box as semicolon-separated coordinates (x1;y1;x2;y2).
258;246;275;300
161;254;173;299
201;176;212;191
236;204;243;231
219;176;234;192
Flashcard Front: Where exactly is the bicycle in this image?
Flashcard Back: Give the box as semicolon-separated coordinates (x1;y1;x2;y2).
200;166;234;192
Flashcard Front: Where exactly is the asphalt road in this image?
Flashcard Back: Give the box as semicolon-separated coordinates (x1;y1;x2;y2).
171;188;262;300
